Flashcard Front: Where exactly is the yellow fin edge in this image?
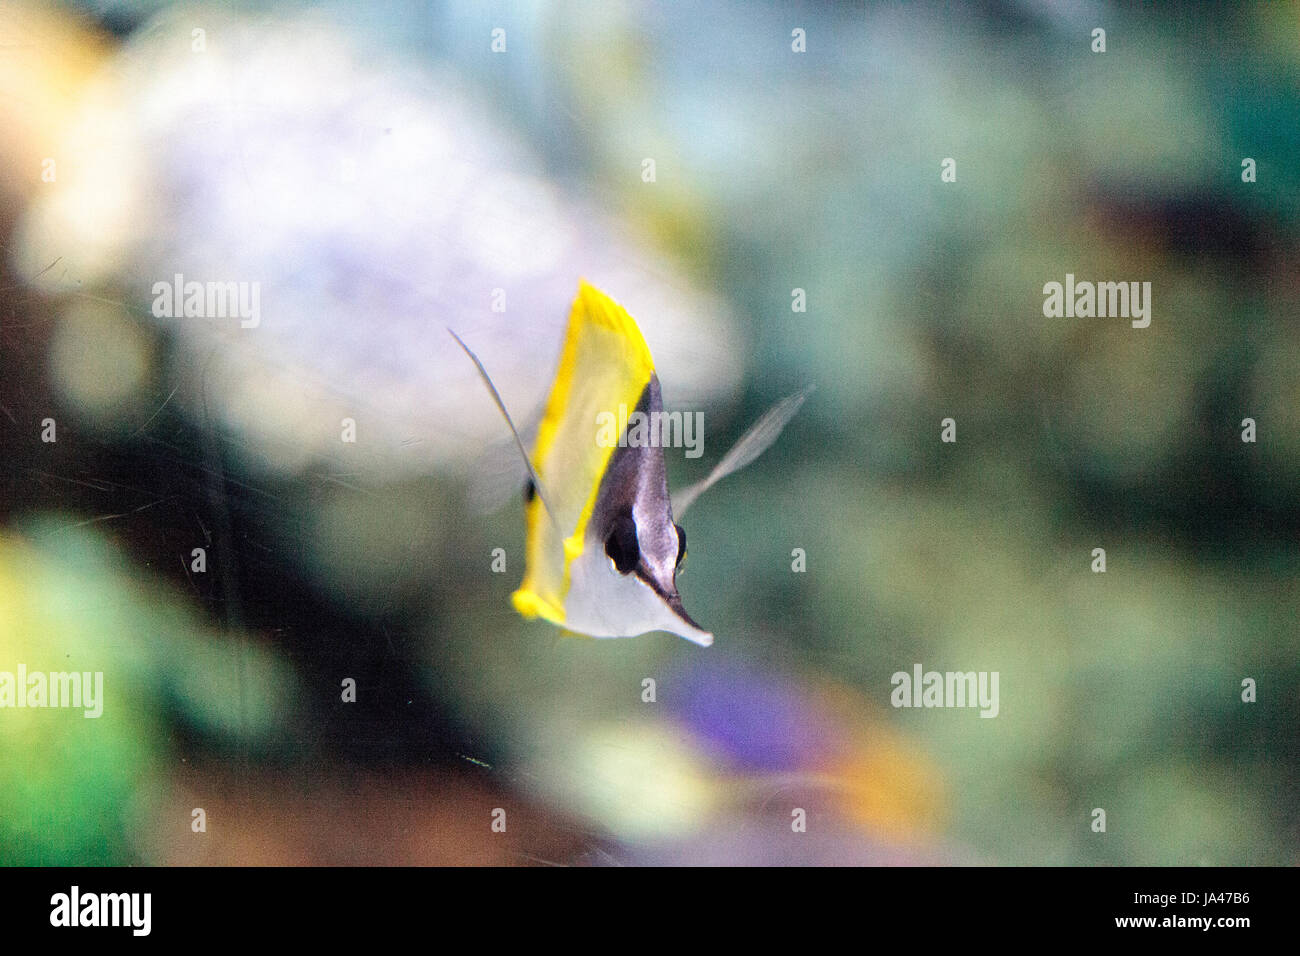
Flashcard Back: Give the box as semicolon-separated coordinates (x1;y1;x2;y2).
514;282;657;629
511;587;565;624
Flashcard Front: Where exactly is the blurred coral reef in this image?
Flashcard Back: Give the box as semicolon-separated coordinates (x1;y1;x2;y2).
0;0;1296;865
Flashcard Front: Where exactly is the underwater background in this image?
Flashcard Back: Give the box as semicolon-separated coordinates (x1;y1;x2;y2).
0;0;1297;865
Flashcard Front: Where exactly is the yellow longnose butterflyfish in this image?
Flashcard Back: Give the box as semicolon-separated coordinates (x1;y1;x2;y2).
452;281;810;646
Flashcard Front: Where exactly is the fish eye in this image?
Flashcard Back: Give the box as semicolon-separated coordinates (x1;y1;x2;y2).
674;524;686;570
604;513;640;574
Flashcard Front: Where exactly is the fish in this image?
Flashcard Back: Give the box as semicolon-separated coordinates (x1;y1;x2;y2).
451;281;810;646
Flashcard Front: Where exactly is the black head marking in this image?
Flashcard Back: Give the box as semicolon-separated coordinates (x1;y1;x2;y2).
587;375;706;634
604;509;640;574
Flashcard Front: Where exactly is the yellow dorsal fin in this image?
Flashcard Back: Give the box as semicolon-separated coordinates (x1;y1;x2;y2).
511;281;657;622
